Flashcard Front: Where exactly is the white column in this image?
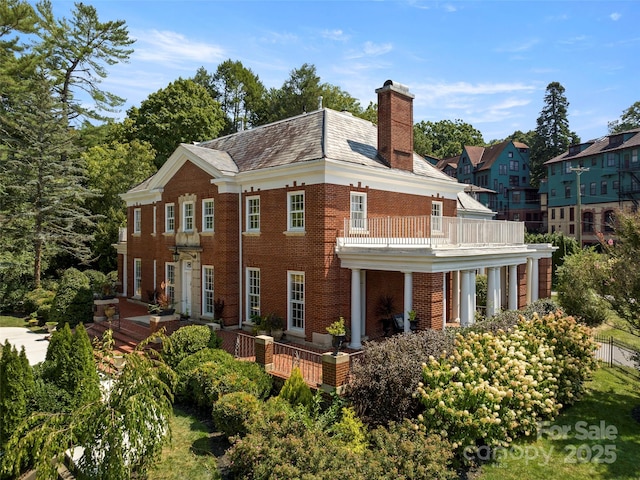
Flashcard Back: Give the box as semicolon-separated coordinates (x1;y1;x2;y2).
526;258;533;304
123;253;128;296
531;258;539;302
486;267;498;318
360;272;366;338
508;264;518;310
460;270;475;327
452;270;460;322
403;271;413;333
350;268;362;349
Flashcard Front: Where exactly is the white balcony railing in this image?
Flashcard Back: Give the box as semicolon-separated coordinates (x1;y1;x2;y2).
338;216;525;247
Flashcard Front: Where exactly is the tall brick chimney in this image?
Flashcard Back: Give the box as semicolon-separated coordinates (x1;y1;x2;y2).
376;80;415;172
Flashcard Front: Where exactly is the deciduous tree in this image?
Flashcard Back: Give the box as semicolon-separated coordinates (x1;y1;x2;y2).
413;119;484;159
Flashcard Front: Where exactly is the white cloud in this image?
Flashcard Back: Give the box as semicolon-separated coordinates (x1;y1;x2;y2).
321;29;349;41
443;4;457;12
414;81;536;99
496;39;539;53
260;30;299;45
133;30;226;65
345;41;392;59
558;35;589;45
610;12;622;21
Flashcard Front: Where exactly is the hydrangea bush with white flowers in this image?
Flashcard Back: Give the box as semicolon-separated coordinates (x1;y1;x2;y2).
416;312;596;457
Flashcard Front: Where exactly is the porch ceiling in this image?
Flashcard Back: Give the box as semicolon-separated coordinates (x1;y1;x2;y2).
335;243;552;273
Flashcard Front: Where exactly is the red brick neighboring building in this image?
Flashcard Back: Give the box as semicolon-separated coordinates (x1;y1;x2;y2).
117;80;554;348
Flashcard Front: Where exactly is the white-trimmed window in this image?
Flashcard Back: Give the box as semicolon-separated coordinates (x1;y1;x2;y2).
431;201;443;233
202;199;214;232
247;268;260;320
165;263;175;306
633;149;638;164
246;196;260;232
287;191;305;231
133;208;141;234
133;258;142;298
350;192;367;230
165;203;175;233
564;161;572;174
288;271;305;330
202;266;214;317
183;201;194;232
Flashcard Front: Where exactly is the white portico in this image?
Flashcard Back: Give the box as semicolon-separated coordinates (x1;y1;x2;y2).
336;215;555;349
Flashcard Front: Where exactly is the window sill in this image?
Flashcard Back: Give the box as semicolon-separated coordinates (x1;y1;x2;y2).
243;231;261;237
132;233;141;237
283;230;306;237
163;232;175;236
200;231;214;237
285;329;305;339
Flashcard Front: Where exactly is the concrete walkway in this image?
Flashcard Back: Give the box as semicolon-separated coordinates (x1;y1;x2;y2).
0;327;50;365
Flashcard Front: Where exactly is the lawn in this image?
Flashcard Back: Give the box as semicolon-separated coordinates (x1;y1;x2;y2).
479;367;640;480
0;314;31;328
596;313;640;350
147;406;222;480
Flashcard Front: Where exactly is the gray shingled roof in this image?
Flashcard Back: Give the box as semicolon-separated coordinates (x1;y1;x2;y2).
196;108;454;181
545;128;640;165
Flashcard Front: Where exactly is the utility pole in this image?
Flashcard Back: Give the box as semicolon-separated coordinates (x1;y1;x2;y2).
570;166;590;247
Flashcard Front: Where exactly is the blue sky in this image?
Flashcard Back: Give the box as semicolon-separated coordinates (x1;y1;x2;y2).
50;0;639;144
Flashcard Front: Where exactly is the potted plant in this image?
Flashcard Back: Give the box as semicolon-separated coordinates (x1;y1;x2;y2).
327;317;347;355
148;281;175;316
376;295;395;336
408;310;418;332
265;313;284;340
252;315;268;336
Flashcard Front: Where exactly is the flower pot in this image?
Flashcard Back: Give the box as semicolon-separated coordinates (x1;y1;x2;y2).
331;334;346;355
158;308;175;316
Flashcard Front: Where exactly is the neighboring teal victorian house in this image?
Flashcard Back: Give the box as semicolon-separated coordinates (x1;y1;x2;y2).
543;128;640;246
436;141;542;232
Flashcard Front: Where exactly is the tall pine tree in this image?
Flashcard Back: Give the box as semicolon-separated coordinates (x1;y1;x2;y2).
0;75;96;287
530;82;580;186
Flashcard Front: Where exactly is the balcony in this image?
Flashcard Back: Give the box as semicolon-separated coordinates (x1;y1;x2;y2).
338;216;525;248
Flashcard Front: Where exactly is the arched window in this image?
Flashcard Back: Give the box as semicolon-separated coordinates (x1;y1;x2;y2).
603;210;615;232
583;212;594;233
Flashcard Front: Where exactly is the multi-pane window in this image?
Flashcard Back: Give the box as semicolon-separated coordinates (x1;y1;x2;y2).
580;184;585;196
350;192;367;230
564;161;572;174
509;160;519;171
583;212;594;233
202;199;214;232
288;272;305;330
607;153;616;167
633;149;638;164
133;208;141;234
165;263;175;306
287;192;305;231
499;164;507;175
551;209;556;220
431;201;443;232
183;202;194;232
560;208;565;219
590;182;596;195
247;268;260;320
202;266;214;317
509;175;519;187
601;181;608;195
613;180;619;191
565;185;571;198
247;196;260;232
512;191;521;203
165;203;175;233
508;152;514;158
134;258;142;297
463;164;471;174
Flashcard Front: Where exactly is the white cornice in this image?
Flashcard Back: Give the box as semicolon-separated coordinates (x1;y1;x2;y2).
121;188;163;206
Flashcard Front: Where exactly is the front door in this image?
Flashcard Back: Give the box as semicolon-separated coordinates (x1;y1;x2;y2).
182;261;192;315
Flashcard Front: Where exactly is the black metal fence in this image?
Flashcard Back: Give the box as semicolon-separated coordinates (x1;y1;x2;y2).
593;334;639;370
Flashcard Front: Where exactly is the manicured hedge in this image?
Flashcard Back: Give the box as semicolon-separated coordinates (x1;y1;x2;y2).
49;268;93;328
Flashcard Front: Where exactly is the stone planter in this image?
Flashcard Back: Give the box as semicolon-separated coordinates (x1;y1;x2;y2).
93;298;120;323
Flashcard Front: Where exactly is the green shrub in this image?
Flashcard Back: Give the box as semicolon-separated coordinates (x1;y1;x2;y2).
557;248;609;326
475;274;487;307
278;367;313;408
49;268;93;328
23;288;56;322
82;270;107;296
368;420;455;480
174;348;271;407
212;391;261;439
329;407;368;454
345;328;455;426
162;325;219;369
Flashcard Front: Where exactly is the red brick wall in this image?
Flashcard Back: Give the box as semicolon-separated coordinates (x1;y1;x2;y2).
518;263;527;309
538;257;552;299
414;272;444;330
365;270;404;338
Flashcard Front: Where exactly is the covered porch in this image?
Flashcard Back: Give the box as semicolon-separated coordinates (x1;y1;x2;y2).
336;215;555;349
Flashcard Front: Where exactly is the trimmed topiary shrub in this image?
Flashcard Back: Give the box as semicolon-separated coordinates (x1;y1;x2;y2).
162;325;219;369
23;288;56;322
212;391;261;439
345;328;456;426
82;270;107;297
49;268;93;328
278;367;313;408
